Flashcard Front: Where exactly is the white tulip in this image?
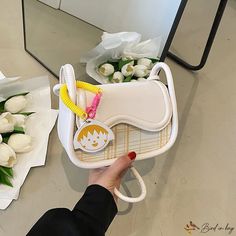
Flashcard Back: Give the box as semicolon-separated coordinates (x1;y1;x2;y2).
8;134;32;153
137;78;147;82
130;79;137;83
128;61;135;66
0;112;16;133
0;134;2;143
137;58;153;69
12;114;26;128
134;65;148;78
121;56;135;66
0;143;17;167
121;64;135;77
98;63;115;77
4;95;27;113
112;72;124;83
122;56;134;61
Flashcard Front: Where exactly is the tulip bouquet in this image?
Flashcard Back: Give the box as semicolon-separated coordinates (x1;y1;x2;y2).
97;57;159;83
0;93;34;187
82;32;161;84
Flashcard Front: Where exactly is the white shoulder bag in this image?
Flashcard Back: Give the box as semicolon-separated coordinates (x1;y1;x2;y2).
54;62;178;203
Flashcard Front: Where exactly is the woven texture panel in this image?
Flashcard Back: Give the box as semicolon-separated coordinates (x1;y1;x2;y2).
76;122;171;162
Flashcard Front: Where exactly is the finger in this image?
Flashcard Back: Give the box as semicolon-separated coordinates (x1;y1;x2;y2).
106;151;136;179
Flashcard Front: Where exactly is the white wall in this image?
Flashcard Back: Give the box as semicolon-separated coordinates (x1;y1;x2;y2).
38;0;61;9
60;0;183;57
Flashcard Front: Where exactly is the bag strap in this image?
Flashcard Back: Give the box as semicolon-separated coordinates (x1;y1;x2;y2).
114;62;178;203
114;166;147;203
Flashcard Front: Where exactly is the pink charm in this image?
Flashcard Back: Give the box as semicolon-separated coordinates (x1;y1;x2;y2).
86;93;102;119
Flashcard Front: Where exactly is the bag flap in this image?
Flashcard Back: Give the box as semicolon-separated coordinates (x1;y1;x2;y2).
77;80;172;132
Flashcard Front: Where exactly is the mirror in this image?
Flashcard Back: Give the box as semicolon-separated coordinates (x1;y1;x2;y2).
22;0;186;79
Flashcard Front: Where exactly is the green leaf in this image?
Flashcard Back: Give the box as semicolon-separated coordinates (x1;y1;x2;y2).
147;57;160;63
3;136;10;143
0;173;13;187
13;127;25;133
1;132;12;139
0;167;13;178
132;76;139;80
108;74;113;82
124;75;133;82
0;100;5;112
107;61;119;71
18;112;35;116
6;92;29;100
118;59;133;70
2;127;25;143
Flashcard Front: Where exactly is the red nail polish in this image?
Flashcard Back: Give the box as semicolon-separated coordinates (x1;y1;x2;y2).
128;151;136;160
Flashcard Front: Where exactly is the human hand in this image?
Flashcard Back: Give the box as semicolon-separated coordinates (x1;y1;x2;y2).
88;152;136;201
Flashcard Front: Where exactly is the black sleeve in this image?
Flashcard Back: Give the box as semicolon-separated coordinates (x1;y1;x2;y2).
27;185;118;236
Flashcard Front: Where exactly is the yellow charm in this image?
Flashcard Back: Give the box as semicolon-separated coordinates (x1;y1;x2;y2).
74;119;114;153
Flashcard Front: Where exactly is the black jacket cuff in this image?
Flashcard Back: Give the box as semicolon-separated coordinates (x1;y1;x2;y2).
73;185;118;232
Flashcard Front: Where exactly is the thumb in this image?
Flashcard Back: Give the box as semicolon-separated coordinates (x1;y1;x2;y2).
106;152;136;178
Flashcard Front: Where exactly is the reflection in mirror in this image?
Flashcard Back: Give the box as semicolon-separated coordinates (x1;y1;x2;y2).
23;0;103;81
23;0;185;79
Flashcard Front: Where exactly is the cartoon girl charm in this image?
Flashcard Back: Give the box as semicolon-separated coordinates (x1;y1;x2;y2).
73;119;114;153
60;80;114;153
